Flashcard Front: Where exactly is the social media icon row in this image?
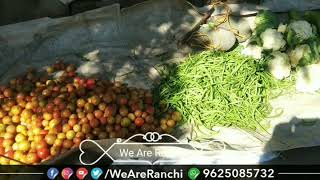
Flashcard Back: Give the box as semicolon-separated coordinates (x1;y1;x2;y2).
47;167;103;180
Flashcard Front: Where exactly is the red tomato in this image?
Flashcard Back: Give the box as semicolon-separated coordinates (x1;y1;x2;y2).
99;117;107;125
46;103;54;113
86;79;95;85
104;106;112;117
144;97;153;104
86;79;95;89
36;140;48;150
5;150;14;159
73;77;81;83
131;103;140;112
56;124;62;132
145;106;155;115
68;71;75;77
79;79;86;86
89;119;99;128
134;110;142;117
40;130;49;135
0;137;4;146
37;148;50;159
26;152;40;164
118;97;128;105
134;118;145;127
0;147;4;155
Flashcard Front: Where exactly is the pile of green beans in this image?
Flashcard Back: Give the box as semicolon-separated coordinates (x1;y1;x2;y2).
159;49;292;130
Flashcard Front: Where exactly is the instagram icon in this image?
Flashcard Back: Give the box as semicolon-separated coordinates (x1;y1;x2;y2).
61;167;74;180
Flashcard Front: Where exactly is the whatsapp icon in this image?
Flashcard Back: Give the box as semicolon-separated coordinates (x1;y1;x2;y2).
188;167;200;180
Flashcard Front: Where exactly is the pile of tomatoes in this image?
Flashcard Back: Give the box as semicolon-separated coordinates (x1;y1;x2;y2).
0;61;181;165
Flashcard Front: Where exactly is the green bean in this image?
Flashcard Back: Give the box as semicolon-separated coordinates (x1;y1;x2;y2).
158;48;294;130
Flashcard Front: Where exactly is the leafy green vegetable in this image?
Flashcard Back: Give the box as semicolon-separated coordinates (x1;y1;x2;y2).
288;44;313;67
308;39;320;62
250;10;279;46
254;10;279;36
304;11;320;34
299;36;320;66
286;20;315;48
158;48;293;130
288;9;302;21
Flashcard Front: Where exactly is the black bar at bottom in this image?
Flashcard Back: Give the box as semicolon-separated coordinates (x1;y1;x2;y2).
0;165;320;179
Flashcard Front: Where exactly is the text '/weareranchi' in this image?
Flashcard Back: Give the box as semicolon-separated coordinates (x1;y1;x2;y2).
104;169;183;179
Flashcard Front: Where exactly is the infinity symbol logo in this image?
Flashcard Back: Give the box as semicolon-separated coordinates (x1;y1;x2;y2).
79;139;112;165
79;132;166;165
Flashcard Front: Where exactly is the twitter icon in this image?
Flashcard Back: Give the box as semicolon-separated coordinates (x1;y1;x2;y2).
91;167;103;180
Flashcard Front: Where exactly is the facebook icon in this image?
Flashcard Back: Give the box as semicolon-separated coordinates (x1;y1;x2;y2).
47;167;59;180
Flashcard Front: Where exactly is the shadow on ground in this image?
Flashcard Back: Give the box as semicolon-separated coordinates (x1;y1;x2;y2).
263;117;320;164
0;0;202;90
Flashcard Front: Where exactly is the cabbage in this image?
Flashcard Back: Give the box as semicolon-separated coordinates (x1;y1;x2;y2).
287;20;315;47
